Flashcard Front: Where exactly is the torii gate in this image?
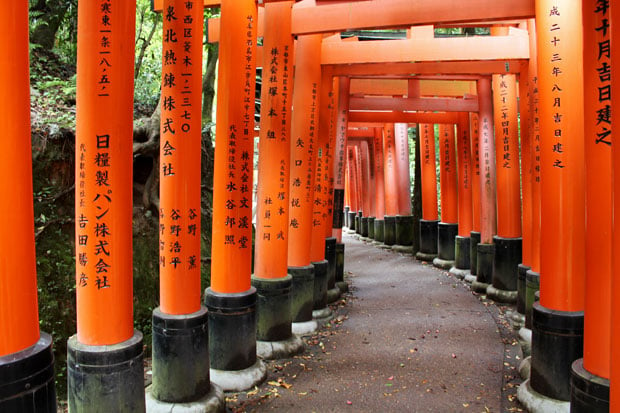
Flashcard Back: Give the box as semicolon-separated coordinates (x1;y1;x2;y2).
5;1;619;412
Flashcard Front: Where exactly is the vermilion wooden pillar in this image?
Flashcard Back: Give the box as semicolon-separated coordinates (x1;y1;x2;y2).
344;160;352;227
68;1;145;411
288;33;328;329
450;112;473;277
250;1;304;360
433;124;458;269
332;77;351;242
569;1;611;409
353;143;364;233
383;123;399;246
372;127;387;243
395;123;412;216
148;0;216;406
611;3;620;410
366;134;378;240
328;78;347;294
0;2;56;410
347;146;359;227
416;123;439;261
312;68;340;305
524;18;542;333
468;113;482;278
516;23;534;326
394;123;414;249
359;140;372;237
521;1;586;406
472;78;497;293
206;0;266;391
488;70;522;303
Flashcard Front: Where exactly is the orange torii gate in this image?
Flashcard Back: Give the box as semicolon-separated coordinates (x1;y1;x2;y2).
0;2;57;411
147;0;218;409
67;1;147;411
11;0;620;410
197;0;535;36
251;0;305;363
518;2;587;411
207;0;266;392
569;1;612;411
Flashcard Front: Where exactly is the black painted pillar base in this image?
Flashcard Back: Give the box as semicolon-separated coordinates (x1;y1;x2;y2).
335;243;347;293
469;231;481;277
150;307;211;403
0;332;56;412
383;216;396;246
525;270;540;330
288;265;315;323
325;237;337;289
206;288;257;370
530;302;584;401
205;288;266;391
515;264;529;323
368;217;376;239
570;358;609;412
433;222;457;269
416;219;438;261
360;217;369;237
311;260;329;313
252;276;292;342
356;211;363;234
449;236;470;279
348;211;356;230
472;243;494;293
344;206;350;228
251;275;305;360
486;236;521;303
373;219;385;243
325;237;340;303
395;215;414;247
68;330;145;412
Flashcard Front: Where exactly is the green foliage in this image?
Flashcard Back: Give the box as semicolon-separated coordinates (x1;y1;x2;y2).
27;1;220;402
32;130;76;399
132;214;160;355
134;0;163;112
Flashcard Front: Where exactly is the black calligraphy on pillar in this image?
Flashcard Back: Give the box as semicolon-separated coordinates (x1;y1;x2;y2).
549;5;566;169
593;1;611;146
97;0;112;97
498;76;512;168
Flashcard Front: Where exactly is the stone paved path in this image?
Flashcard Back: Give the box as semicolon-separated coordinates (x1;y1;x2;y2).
228;233;523;412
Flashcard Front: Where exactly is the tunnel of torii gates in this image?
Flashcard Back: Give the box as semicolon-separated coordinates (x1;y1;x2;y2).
3;0;620;412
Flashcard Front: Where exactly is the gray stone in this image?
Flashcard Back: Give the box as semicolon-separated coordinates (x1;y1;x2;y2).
517;379;569;413
209;360;267;392
256;335;305;360
486;284;518;304
145;384;225;413
432;256;454;270
292;320;319;336
448;266;470;280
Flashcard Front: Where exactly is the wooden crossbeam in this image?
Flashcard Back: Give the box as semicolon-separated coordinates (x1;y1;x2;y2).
347;111;459;123
321;34;528;64
291;0;535;34
350;79;477;97
328;61;526;76
349;96;478;112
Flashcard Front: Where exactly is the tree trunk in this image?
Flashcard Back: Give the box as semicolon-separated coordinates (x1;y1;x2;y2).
29;1;72;50
135;17;160;79
202;43;219;124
